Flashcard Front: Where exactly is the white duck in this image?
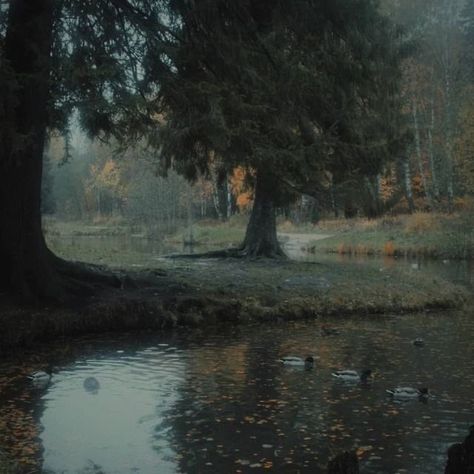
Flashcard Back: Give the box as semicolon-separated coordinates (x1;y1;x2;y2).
386;387;429;399
279;356;315;368
332;369;372;382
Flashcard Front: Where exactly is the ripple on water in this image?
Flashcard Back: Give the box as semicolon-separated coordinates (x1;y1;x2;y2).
0;310;472;473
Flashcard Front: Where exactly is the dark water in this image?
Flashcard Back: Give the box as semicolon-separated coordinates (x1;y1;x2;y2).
0;311;473;473
1;235;473;473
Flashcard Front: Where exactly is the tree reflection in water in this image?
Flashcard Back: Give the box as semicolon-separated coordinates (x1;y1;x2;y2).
0;310;472;473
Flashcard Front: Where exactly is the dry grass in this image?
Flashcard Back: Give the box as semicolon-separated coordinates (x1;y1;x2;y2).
316;213;447;235
311;211;474;259
403;212;441;234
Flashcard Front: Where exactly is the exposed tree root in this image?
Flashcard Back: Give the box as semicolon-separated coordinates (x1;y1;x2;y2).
165;245;288;260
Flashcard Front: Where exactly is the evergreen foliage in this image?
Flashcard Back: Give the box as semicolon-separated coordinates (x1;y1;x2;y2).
154;0;406;199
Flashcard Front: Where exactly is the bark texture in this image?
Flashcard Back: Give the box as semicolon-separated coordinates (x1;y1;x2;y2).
0;1;119;301
240;170;286;258
0;0;57;300
445;426;474;474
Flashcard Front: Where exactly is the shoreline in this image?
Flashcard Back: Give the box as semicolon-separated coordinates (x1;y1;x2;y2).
0;258;468;354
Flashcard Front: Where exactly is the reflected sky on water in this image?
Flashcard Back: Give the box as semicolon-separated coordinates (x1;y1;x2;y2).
0;308;472;473
1;235;473;473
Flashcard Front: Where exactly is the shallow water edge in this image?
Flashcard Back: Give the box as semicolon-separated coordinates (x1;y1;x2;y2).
0;258;468;354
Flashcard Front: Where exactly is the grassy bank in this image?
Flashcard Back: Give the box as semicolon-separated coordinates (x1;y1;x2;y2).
0;256;468;353
310;212;474;259
167;215;247;245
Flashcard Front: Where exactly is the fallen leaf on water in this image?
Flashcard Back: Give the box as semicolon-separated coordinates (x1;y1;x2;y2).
356;445;373;458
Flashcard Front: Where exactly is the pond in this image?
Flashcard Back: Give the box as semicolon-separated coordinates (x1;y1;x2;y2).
1;310;473;473
0;234;472;473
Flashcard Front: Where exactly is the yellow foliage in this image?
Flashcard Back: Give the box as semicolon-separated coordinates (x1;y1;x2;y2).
403;212;440;233
455;87;474;191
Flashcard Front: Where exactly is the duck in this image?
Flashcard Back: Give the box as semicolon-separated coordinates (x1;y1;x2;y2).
279;356;315;368
27;370;52;388
331;369;372;382
386;387;429;399
321;325;340;336
413;338;425;347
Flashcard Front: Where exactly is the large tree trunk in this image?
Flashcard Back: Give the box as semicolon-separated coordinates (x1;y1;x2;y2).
0;1;118;301
240;171;286;258
0;0;59;300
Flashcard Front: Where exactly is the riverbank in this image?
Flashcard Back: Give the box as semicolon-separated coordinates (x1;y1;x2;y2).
43;211;474;260
309;212;474;259
0;256;468;354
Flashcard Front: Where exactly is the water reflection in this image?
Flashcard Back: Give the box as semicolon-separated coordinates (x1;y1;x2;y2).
0;311;472;473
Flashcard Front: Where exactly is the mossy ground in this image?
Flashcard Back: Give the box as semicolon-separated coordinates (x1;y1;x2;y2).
0;254;468;353
1;215;467;352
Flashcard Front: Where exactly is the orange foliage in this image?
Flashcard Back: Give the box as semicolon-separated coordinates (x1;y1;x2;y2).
383;241;396;256
230;167;254;211
337;243;347;255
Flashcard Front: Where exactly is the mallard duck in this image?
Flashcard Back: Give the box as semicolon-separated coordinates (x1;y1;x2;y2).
413;338;425;347
279;356;315;368
331;369;372;382
386;387;429;399
27;371;51;388
321;325;340;336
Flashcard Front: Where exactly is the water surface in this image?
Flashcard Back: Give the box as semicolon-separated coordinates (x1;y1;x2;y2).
1;234;472;473
1;310;473;473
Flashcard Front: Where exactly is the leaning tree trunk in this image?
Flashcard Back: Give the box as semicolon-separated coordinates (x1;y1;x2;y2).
240;171;286;258
0;0;60;300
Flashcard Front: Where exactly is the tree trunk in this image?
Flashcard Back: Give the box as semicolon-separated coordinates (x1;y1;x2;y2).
445;426;474;474
412;100;433;209
240;171;286;258
428;96;440;201
401;155;415;213
0;1;119;301
441;5;456;213
0;0;59;300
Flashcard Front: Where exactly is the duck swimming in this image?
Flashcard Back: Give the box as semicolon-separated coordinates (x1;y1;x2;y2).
386;387;429;399
321;325;340;336
331;369;372;382
279;356;315;368
28;371;51;388
413;338;425;347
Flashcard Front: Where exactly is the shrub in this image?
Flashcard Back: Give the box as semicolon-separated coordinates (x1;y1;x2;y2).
383;240;396;256
404;212;441;233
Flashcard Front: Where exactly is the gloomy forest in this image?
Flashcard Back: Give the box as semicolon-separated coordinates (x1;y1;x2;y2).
0;1;474;473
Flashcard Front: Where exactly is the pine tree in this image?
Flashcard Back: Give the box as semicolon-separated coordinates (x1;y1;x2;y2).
0;0;169;300
154;0;406;257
